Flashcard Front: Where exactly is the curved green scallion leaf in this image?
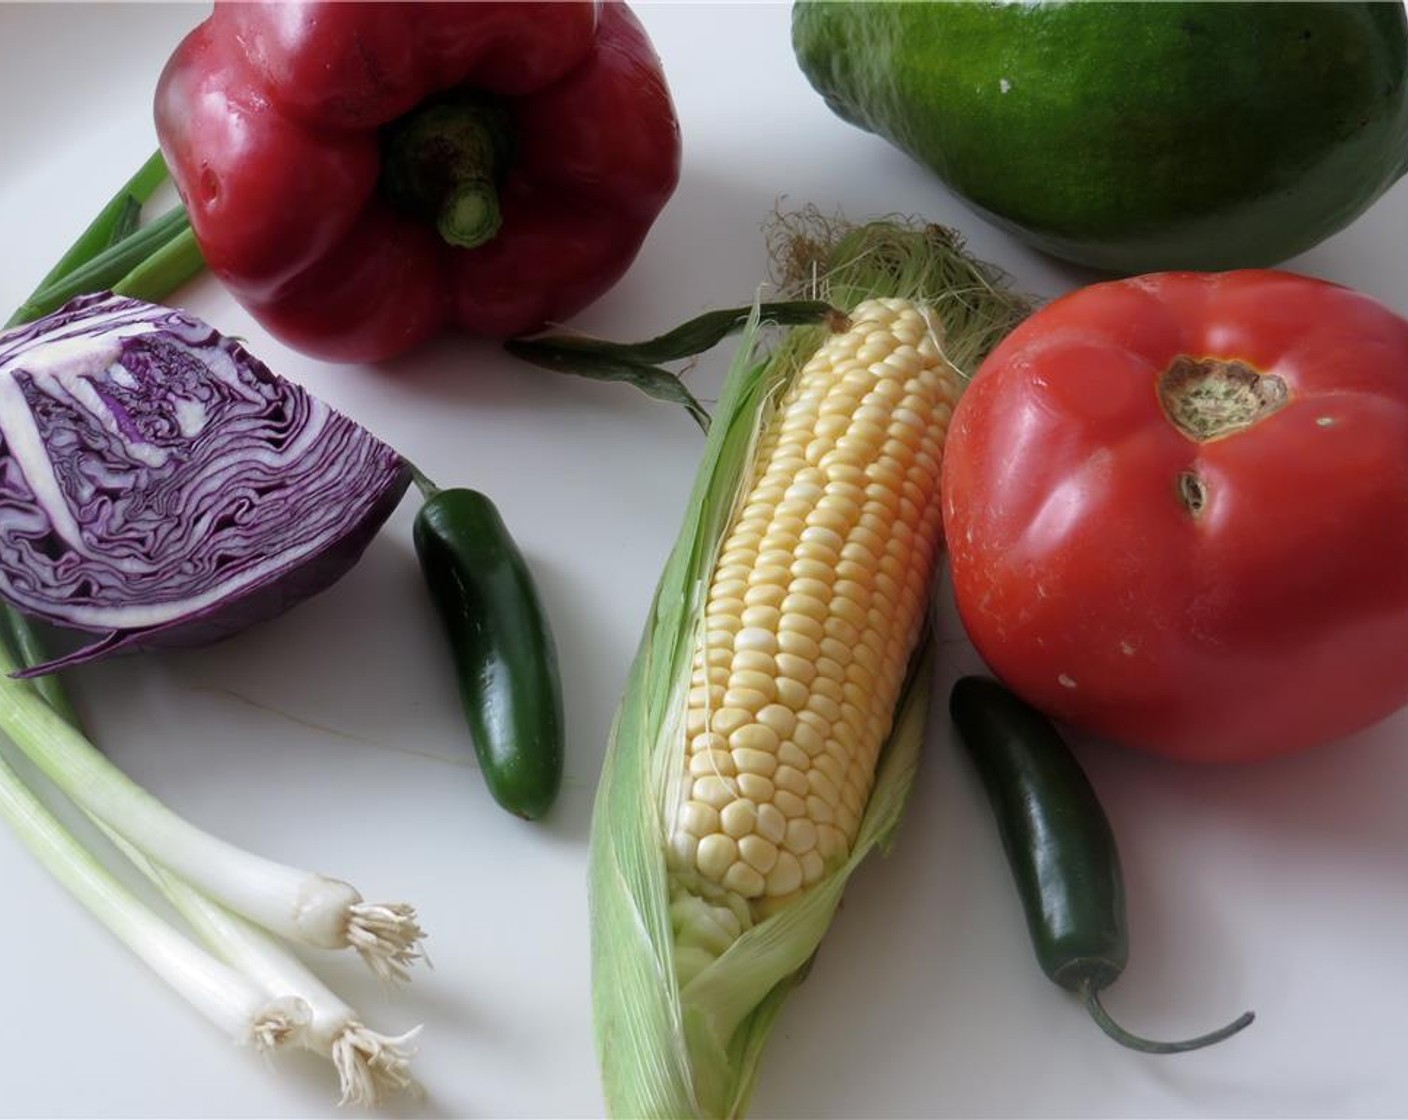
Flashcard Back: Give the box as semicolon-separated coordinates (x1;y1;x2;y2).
506;301;844;433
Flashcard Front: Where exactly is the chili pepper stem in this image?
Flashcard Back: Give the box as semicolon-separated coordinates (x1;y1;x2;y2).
406;462;441;502
1078;977;1255;1054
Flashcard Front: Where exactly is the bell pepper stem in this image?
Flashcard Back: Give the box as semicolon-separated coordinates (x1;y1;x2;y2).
381;97;509;251
439;181;502;250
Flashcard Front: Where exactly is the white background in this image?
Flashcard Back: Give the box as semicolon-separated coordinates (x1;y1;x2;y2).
3;3;1408;1117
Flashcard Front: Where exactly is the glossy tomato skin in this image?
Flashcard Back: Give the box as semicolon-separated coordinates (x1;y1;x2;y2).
942;270;1408;763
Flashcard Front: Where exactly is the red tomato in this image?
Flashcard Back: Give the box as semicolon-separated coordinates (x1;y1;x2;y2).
941;270;1408;763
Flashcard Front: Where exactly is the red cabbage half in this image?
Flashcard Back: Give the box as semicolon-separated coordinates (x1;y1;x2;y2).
0;293;411;675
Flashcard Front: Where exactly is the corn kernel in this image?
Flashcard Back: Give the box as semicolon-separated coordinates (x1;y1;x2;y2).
729;670;778;700
773;790;807;820
738;835;780;875
756;704;797;739
776;630;820;661
679;800;721;839
720;799;758;839
696;833;738;881
723;861;766;898
689;750;736;779
710;708;753;736
765;852;804;897
733;747;780;779
774;677;811;711
774;765;809;798
693;776;737;810
735;627;779;655
735;772;775;804
784;818;818;855
776;741;810;771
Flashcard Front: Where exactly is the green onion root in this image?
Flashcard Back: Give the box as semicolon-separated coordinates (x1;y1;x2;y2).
100;820;422;1105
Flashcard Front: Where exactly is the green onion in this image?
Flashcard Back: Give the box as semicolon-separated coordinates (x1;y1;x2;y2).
0;610;78;727
112;224;205;304
17;149;170;311
0;744;309;1050
105;195;145;247
0;624;424;1100
8;204;194;327
98;819;422;1106
0;636;426;980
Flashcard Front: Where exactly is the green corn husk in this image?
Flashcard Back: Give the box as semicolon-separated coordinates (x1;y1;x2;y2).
587;214;1033;1119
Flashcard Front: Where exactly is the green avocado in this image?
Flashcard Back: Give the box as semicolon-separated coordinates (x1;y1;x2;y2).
792;1;1408;273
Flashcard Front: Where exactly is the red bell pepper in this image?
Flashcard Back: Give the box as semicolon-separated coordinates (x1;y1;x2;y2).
154;2;681;363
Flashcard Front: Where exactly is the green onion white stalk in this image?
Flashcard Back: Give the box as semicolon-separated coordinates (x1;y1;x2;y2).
0;646;425;1102
98;820;422;1106
0;640;426;982
0;745;309;1051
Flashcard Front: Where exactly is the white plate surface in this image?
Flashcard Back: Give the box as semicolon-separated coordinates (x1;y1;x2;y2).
2;4;1408;1118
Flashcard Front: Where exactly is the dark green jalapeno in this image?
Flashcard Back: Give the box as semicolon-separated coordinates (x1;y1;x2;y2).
949;675;1254;1054
413;486;563;820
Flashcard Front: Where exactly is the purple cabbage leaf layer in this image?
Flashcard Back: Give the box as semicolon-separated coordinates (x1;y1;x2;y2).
0;293;411;676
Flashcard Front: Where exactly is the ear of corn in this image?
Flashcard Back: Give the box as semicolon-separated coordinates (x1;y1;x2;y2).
588;216;1032;1119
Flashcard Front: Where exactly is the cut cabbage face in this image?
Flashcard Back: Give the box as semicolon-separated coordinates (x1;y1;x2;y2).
0;293;410;674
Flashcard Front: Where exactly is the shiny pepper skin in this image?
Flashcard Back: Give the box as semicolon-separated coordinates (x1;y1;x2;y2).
155;1;682;363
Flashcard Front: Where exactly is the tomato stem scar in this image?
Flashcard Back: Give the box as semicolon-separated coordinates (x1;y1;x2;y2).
1158;355;1288;441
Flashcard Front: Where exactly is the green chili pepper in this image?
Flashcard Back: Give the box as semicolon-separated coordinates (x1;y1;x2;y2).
413;485;563;820
949;674;1254;1054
